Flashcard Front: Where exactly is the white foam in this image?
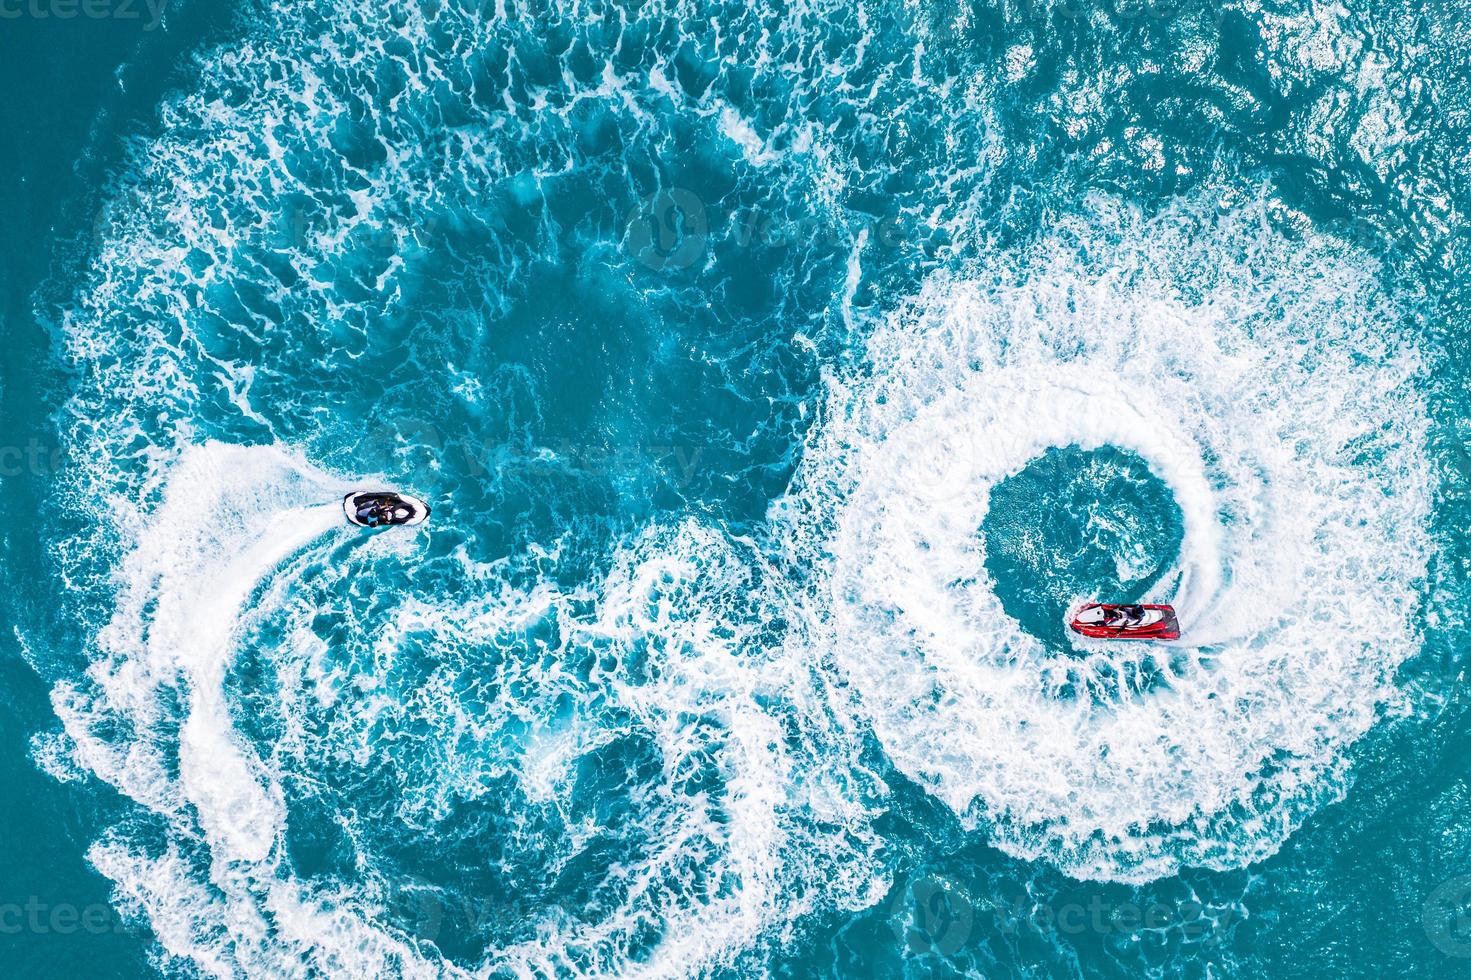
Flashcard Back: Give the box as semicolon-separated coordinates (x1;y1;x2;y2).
69;444;344;858
57;438;874;976
28;731;86;785
718;107;783;167
51;443;412;969
47;0;1439;964
778;193;1434;882
465;521;866;978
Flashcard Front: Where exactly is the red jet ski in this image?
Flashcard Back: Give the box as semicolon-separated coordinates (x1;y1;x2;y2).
1070;603;1180;640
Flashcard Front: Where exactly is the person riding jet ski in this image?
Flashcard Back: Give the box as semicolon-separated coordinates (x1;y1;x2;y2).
343;490;430;528
1069;602;1180;640
1102;604;1147;629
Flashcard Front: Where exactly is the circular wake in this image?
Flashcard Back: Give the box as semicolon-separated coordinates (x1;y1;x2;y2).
982;445;1185;651
41;0;898;970
779;194;1434;882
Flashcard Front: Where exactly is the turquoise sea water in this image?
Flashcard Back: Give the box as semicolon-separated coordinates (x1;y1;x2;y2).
4;0;1471;976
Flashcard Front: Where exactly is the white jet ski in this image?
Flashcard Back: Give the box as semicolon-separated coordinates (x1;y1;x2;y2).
343;490;430;528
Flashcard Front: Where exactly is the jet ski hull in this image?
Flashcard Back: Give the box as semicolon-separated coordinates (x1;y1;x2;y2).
1069;603;1180;640
343;491;430;528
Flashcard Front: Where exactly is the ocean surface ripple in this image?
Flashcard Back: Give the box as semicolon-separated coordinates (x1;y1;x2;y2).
28;0;1471;975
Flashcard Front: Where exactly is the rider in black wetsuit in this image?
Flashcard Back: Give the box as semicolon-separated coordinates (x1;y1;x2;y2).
354;493;411;527
1103;604;1148;628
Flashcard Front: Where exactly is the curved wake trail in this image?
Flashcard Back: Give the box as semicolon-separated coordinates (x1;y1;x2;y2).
55;445;349;852
779;197;1434;883
49;444;877;976
172;503;343;862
